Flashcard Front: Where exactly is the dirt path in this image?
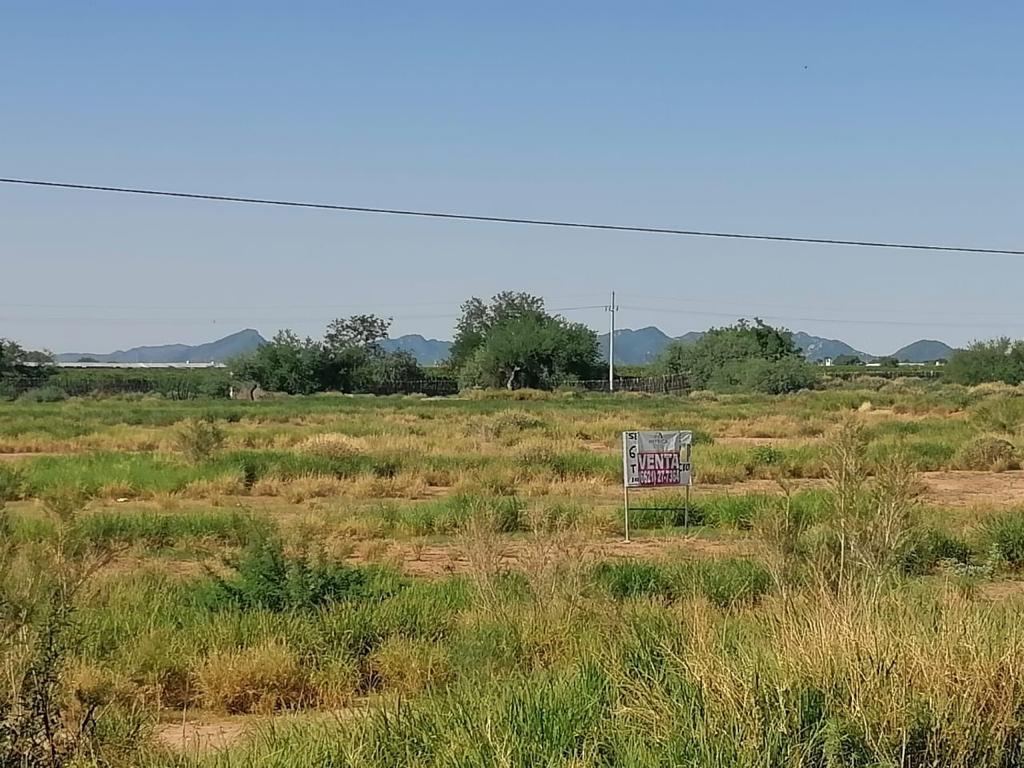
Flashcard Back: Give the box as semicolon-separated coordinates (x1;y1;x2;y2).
0;451;71;461
386;533;754;578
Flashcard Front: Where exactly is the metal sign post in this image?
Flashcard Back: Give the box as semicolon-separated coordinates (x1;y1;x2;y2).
622;430;694;542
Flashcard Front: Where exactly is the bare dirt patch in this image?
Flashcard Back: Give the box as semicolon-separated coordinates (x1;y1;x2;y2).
714;436;817;447
155;718;249;754
0;451;71;461
980;580;1024;602
389;534;754;578
919;470;1024;508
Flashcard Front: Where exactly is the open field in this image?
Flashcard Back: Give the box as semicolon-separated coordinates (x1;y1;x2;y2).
7;382;1024;765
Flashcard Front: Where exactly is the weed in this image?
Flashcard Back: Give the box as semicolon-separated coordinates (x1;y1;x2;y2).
173;417;226;463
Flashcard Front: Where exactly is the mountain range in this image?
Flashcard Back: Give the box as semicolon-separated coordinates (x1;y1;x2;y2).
56;328;955;366
55;329;267;364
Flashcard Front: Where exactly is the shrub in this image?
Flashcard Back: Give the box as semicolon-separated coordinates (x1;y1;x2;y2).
174;417;226;463
900;529;973;575
198;527;404;611
952;436;1020;471
946;338;1024;386
743;358;821;394
688;389;718;402
17;385;67;403
981;511;1024;569
750;444;785;468
593;561;672;600
971;397;1024;435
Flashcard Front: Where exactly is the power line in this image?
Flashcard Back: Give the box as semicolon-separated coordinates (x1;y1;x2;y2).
0;304;605;327
2;176;1021;256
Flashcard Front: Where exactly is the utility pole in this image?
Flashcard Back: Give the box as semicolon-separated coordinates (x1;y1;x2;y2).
607;291;618;392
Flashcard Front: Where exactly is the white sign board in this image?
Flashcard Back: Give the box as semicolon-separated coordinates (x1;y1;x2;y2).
622;431;693;488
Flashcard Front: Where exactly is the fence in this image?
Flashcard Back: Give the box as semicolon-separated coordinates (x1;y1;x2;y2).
2;370;230;400
573;374;689;395
363;378;460;396
3;371;690;400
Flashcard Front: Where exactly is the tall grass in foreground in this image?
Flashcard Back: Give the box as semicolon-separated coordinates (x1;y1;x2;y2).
147;589;1024;768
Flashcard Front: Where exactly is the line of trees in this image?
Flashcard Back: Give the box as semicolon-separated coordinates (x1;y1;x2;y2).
231;315;422;395
234;294;603;395
15;304;1024;400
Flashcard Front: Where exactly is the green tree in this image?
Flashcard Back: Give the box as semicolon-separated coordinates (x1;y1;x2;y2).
450;292;546;368
655;319;817;393
0;339;53;399
946;338;1024;385
233;330;327;395
457;310;599;390
324;314;391;351
876;356;901;368
234;315;422;394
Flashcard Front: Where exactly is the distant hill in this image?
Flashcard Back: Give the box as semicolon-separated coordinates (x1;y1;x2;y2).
890;339;954;363
598;327;674;364
55;327;956;368
380;335;452;365
56;329;266;364
597;327;873;365
792;332;870;363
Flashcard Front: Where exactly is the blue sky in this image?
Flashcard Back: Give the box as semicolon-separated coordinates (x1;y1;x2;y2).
2;1;1022;355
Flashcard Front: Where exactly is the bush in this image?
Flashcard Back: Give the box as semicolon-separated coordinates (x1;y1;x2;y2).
743;358;821;394
946;338;1024;386
198;527;405;611
952;436;1020;471
593;561;672;600
173;417;226;463
971;397;1024;435
750;444;785;467
901;529;973;575
981;511;1024;569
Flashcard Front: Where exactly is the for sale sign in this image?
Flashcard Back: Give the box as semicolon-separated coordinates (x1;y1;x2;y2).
622;431;692;488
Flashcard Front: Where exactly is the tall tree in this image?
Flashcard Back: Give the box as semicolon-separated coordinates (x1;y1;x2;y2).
324;314;391;352
450;292;546;368
456;306;600;390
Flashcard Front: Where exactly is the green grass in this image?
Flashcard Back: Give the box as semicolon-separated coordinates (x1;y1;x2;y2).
8;385;1024;767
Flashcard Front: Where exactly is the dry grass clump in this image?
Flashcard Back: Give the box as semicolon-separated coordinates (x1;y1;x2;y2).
952;436;1021;472
688;389;718;402
347;473;429;500
196;642;314;714
180;475;247;499
728;414;824;439
367;637;452;695
461;388;556;401
283;476;350;503
294;433;366;459
969;382;1024;398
